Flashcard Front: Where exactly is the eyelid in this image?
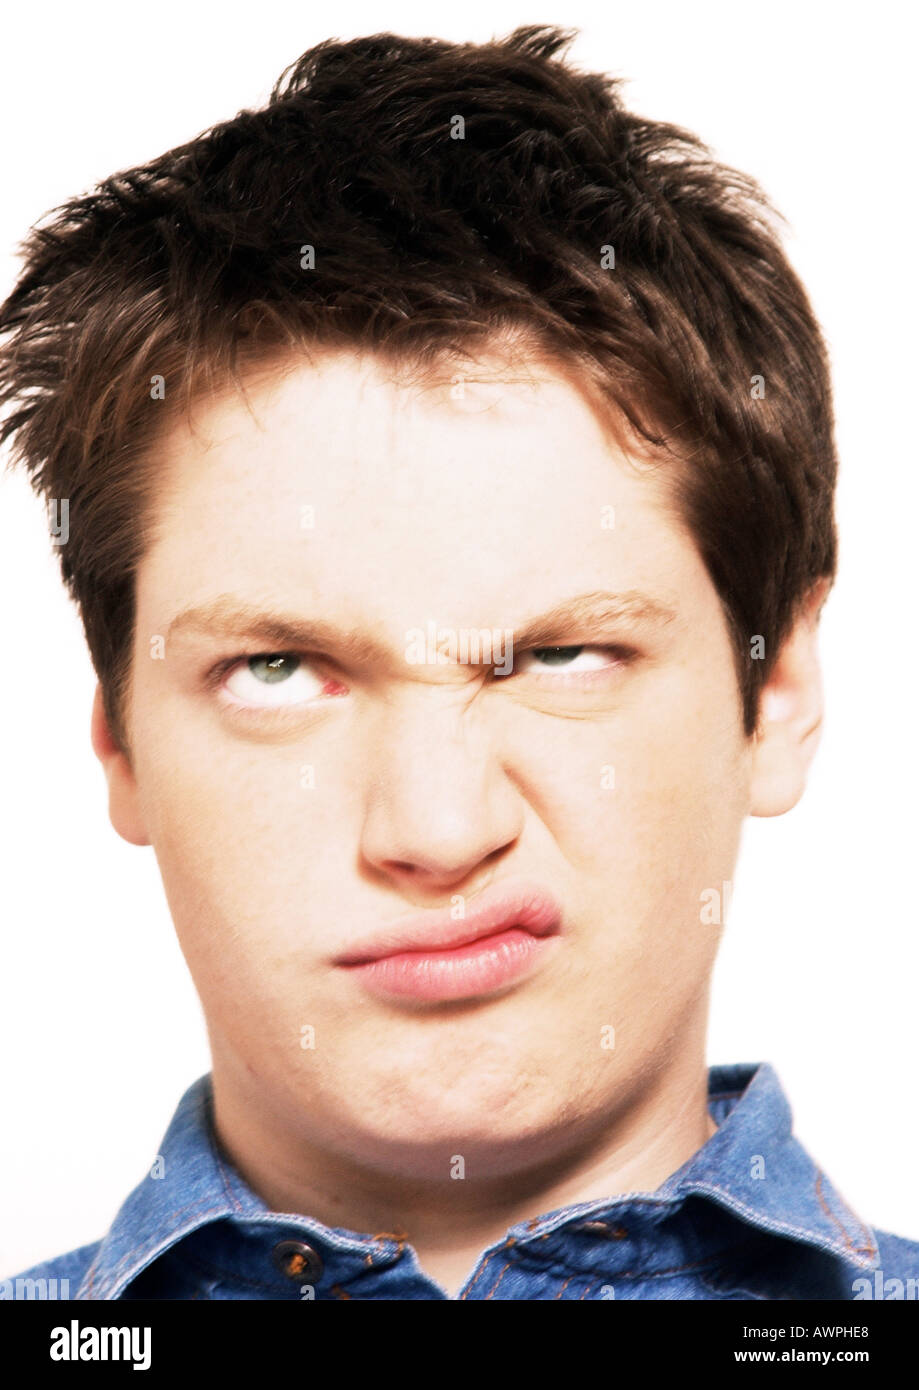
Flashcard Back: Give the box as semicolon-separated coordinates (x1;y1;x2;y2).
205;649;324;687
202;650;326;709
499;642;637;675
522;642;635;656
204;641;637;702
202;654;336;726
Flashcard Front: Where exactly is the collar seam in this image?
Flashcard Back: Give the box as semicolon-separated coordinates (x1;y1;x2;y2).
81;1198;240;1299
814;1170;877;1258
681;1181;878;1268
203;1087;249;1216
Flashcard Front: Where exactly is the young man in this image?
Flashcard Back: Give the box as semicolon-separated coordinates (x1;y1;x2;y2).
2;24;916;1301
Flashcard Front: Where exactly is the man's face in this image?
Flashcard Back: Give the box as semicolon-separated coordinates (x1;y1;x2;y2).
122;348;753;1177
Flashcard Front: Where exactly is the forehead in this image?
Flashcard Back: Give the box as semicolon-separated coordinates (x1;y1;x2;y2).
137;348;699;626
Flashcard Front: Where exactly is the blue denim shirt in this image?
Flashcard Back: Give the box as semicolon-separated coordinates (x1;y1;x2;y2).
7;1061;919;1300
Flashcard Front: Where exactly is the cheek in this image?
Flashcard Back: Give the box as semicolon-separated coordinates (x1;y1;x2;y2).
551;682;747;957
545;664;744;834
130;721;339;975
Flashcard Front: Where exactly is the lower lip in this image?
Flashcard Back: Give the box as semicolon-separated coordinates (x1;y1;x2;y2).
342;927;558;1002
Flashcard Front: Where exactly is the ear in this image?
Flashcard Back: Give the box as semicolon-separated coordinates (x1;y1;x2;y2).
90;683;151;846
749;578;832;818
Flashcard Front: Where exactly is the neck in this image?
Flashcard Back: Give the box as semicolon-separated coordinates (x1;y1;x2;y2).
209;1040;717;1297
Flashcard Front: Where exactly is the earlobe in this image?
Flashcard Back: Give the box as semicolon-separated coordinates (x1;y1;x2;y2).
90;684;151;847
749;581;830;818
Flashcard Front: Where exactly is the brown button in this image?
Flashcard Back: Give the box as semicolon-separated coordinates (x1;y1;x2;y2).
272;1239;324;1283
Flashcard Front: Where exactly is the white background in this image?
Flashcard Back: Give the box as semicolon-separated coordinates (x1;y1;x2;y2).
1;0;917;1275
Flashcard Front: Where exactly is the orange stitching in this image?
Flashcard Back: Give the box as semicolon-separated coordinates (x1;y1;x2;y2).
212;1148;246;1214
815;1172;876;1257
330;1283;352;1299
554;1274;575;1299
484;1261;513;1299
365;1232;406;1267
371;1230;408;1247
459;1252;496;1299
579;1222;628;1239
369;1230;407;1259
460;1237;514;1300
102;1199;246;1293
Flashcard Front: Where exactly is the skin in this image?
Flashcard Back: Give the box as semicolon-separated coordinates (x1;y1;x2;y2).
92;346;827;1297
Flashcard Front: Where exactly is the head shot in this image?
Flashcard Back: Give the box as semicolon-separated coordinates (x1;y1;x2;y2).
1;18;915;1315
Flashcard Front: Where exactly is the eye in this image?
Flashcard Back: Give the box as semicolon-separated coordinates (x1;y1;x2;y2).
222;653;328;708
507;645;630;677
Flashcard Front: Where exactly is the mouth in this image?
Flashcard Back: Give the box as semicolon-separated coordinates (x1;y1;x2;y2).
335;882;563;1003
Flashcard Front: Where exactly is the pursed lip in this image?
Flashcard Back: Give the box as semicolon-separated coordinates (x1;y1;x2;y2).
334;881;563;964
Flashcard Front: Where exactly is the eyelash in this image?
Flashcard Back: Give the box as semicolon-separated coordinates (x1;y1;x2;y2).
496;645;637;684
203;644;637;713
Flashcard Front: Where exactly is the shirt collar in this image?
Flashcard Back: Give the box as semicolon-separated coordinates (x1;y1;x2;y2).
77;1060;879;1299
656;1061;878;1271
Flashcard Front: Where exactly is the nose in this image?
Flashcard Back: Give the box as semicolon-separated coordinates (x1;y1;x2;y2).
358;686;523;891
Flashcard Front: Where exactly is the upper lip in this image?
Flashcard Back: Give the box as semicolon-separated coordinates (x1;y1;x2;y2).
335;881;563;964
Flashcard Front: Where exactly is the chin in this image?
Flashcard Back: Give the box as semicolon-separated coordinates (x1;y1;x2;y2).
360;1070;562;1152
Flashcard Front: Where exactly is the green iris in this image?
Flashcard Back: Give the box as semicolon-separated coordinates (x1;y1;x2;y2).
249;654;300;684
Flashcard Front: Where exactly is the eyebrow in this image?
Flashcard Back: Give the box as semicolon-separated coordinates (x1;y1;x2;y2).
165;589;679;660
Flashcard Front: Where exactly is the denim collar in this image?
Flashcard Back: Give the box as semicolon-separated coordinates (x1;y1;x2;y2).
77;1060;879;1299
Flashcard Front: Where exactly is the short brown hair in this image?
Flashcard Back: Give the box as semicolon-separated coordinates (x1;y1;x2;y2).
0;24;837;751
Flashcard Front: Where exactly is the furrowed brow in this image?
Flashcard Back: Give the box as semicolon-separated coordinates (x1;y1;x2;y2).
165;599;384;664
510;590;679;647
165;589;677;664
